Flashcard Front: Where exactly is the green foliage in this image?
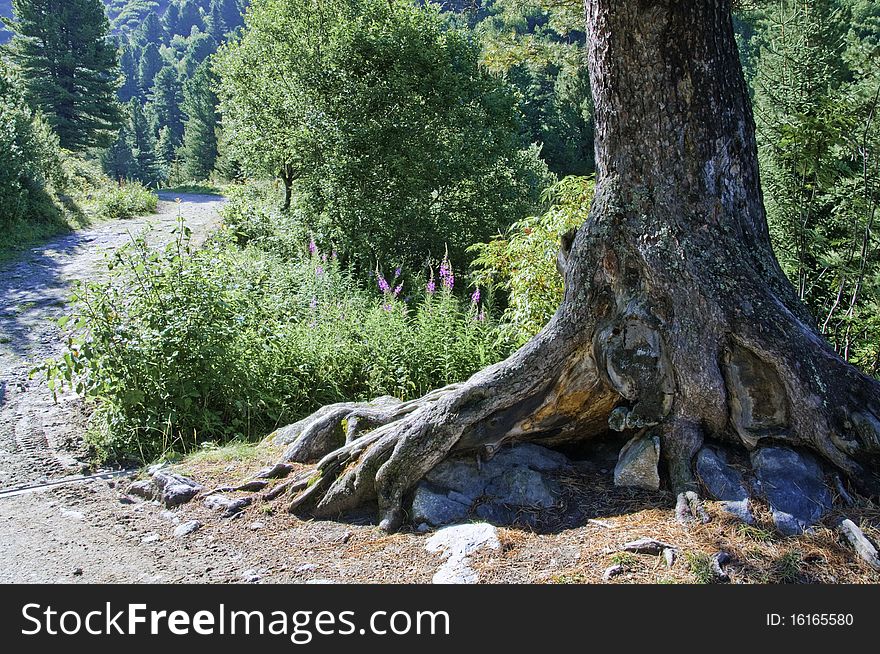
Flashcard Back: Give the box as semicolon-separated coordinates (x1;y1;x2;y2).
470;175;593;344
475;0;595;175
5;0;123;151
0;61;64;229
216;0;551;271
102;98;165;185
179;60;218;179
39;188;512;463
754;0;880;374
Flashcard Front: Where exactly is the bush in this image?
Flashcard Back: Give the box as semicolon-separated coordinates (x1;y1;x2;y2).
0;62;64;229
470;175;594;344
38;218;512;464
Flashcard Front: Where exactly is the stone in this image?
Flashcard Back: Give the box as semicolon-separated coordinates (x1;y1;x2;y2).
152;471;203;508
613;434;660;490
424;460;486;501
203;495;252;518
751;446;832;535
711;552;732;582
141;533;160;544
411;443;569;527
425;523;500;584
410;485;469;527
663;548;676;568
249;522;265;531
485;465;558;508
60;508;84;520
695;446;755;524
173;520;201;538
127;480;156;501
474;502;518;526
487;443;569;472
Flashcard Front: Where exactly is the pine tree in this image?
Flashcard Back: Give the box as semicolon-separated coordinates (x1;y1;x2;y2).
138;43;164;96
118;43;141;103
175;0;205;37
162;2;181;38
180;60;218;180
148;65;185;145
132;10;165;49
6;0;123;151
128;98;163;185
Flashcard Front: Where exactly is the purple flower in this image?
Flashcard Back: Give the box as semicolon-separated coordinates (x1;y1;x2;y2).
426;279;436;294
394;267;402;278
377;274;391;294
315;265;324;277
308;239;317;255
471;287;481;304
393;284;403;298
331;250;338;260
382;303;393;312
322;253;328;263
477;310;486;322
439;257;454;290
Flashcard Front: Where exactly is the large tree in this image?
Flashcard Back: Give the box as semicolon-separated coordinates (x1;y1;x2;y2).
241;0;880;532
5;0;122;151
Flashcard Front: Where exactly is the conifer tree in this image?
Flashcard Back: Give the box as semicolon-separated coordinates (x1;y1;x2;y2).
6;0;123;151
180;60;218;180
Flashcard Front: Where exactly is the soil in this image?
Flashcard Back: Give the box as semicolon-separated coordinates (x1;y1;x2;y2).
0;194;878;584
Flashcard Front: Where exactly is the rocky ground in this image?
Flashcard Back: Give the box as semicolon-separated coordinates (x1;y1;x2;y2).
0;194;879;584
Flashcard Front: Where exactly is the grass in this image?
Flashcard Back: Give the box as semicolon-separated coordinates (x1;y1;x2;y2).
161;182;225;195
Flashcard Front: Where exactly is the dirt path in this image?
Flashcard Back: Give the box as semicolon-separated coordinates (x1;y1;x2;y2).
0;193;224;489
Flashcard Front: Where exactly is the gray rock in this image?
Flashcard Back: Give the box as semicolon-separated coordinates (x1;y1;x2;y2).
696;446;749;501
141;533;160;544
487;443;569;472
127;480;157;500
719;499;756;525
424;460;486;501
485;465;558;508
751;446;832;535
474;502;517;526
203;495;252;518
425;523;500;584
695;446;755;524
412;443;568;527
410;485;469;527
152;471;203;508
173;520;201;538
614;434;660;490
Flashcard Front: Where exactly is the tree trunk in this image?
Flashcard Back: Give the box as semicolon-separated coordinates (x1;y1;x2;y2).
281;164;294;211
256;0;880;532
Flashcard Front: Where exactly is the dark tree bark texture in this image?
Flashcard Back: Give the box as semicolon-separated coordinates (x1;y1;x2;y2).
257;0;880;532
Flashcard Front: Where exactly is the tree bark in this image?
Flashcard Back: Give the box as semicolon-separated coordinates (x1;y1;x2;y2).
257;0;880;531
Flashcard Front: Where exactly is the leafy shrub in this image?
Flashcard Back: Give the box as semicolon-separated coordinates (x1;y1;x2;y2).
0;62;64;229
38;220;511;464
470;175;594;344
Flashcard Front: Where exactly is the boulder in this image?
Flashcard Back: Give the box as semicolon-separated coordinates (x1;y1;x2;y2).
751;446;832;535
410;485;469;527
409;443;568;528
613;434;660;490
695;446;755;524
425;523;500;584
127;471;203;508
